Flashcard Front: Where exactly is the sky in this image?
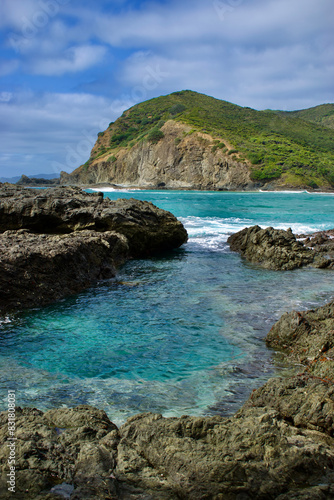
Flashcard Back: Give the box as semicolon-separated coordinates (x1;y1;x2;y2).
0;0;333;178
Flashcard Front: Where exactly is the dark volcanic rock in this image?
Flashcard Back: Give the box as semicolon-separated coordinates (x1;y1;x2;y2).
227;225;317;270
0;229;128;312
298;229;334;269
0;185;187;256
16;175;60;186
0;185;187;313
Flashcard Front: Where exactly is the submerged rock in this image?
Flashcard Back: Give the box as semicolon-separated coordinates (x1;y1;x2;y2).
227;225;333;270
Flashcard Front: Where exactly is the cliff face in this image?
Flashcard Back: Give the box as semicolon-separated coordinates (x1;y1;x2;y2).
61;121;258;190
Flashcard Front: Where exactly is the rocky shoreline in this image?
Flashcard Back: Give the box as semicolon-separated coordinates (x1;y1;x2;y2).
0;186;333;499
0;299;333;499
227;224;334;270
0;184;187;313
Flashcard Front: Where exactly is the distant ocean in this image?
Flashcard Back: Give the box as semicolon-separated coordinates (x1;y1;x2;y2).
1;190;334;425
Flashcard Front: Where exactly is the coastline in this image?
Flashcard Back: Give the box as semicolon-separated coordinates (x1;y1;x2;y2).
0;299;333;499
0;185;333;498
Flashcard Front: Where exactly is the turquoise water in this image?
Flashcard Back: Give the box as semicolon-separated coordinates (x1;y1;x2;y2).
1;190;334;425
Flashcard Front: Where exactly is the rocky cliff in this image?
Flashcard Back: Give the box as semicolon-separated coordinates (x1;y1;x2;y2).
61;121;257;190
59;90;334;190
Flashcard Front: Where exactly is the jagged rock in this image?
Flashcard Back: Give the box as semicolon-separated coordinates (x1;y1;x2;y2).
0;185;187;257
16;175;60;186
227;225;316;270
241;374;334;436
298;229;334;269
1;404;334;499
0;229;128;312
266;300;334;380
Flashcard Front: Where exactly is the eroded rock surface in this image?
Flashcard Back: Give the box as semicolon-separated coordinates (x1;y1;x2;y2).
1;400;334;499
266;300;334;380
0;185;187;256
0;229;128;312
227;225;334;270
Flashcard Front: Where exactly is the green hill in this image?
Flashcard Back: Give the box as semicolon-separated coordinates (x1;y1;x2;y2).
279;104;334;130
89;90;334;189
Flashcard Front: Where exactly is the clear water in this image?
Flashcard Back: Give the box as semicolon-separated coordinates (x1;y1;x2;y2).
1;190;334;425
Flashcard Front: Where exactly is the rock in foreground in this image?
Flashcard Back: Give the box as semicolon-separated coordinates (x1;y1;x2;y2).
0;229;128;312
0;185;187;257
227;225;334;270
1;396;334;499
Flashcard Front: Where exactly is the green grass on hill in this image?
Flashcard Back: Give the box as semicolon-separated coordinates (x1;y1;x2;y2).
92;90;334;187
279;104;334;130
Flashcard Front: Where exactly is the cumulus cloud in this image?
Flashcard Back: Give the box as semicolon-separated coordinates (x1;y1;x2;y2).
0;91;119;177
29;44;107;75
0;0;333;177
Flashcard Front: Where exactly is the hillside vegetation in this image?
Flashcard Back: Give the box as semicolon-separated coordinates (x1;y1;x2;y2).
88;90;334;188
279;104;334;130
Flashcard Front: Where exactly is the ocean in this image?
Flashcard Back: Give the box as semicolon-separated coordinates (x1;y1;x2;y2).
1;190;334;425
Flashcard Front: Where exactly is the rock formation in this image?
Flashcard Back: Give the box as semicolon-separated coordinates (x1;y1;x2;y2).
61;121;258;190
0;229;128;312
1;301;334;499
227;225;334;270
0;185;187;312
16;175;60;186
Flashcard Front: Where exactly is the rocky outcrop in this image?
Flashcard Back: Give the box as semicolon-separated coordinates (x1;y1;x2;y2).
266;300;334;380
1;372;334;498
0;185;187;257
227;225;334;270
0;229;128;312
61;121;258;190
16;175;60;186
0;185;187;313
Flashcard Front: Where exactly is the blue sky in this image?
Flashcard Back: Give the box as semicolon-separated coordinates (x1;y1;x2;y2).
0;0;333;178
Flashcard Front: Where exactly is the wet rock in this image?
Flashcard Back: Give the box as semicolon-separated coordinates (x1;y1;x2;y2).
266;300;334;380
1;406;334;499
0;185;187;257
227;225;316;270
0;229;128;312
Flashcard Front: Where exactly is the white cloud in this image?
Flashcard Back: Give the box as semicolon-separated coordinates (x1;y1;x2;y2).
0;0;333;178
28;44;107;75
0;91;118;177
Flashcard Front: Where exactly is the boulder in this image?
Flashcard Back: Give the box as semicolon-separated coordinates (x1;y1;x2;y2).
0;229;128;312
0;185;187;312
227;225;316;270
0;185;187;257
